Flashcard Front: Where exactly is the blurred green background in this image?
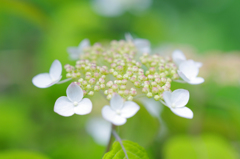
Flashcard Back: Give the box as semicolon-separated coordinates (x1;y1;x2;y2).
1;0;240;158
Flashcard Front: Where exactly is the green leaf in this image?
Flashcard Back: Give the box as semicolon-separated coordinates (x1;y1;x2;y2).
103;140;149;159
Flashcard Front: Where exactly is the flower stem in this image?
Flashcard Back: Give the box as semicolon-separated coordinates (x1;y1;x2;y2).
105;124;116;153
112;130;129;159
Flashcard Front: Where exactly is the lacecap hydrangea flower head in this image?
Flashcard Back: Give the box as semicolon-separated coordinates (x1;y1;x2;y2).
32;35;204;155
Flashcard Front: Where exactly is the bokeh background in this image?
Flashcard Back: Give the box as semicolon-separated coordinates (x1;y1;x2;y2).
1;0;240;158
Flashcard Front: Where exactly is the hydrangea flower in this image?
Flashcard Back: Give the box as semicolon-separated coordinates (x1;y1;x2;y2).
91;0;152;17
67;39;90;60
125;33;151;54
102;93;140;125
54;83;92;116
162;89;193;119
86;117;111;145
172;50;202;67
32;60;62;88
178;60;204;85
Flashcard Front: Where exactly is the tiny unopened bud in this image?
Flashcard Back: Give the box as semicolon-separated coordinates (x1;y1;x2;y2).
113;71;118;77
118;90;124;95
104;90;108;95
89;78;96;84
148;75;154;80
107;81;113;87
123;74;128;79
124;90;129;95
151;81;157;87
82;80;88;86
112;84;118;90
134;81;140;87
117;75;122;79
94;85;100;91
94;72;100;78
142;87;148;93
122;79;127;85
130;89;137;96
152;87;159;93
66;73;72;78
128;96;133;101
155;78;161;84
147;92;153;98
100;84;105;89
154;95;160;101
107;94;112;100
86;84;91;90
99;78;105;84
161;77;167;83
120;85;126;90
88;91;94;96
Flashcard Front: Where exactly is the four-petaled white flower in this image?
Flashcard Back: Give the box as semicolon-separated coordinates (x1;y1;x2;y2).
125;33;151;54
32;60;62;88
172;50;202;68
54;83;92;117
178;60;204;85
67;39;90;60
162;89;193;119
102;93;140;125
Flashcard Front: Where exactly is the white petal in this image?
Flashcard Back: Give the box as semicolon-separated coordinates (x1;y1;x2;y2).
78;39;90;51
110;93;124;110
171;89;189;108
195;62;202;68
125;33;133;41
188;77;205;85
66;83;83;102
170;107;193;119
179;60;199;79
134;38;151;53
178;70;191;83
86;118;111;145
163;91;172;107
74;98;92;115
49;60;62;80
54;96;74;117
67;47;80;60
121;101;140;118
111;115;127;125
102;106;126;125
102;105;116;121
172;50;186;66
32;73;57;88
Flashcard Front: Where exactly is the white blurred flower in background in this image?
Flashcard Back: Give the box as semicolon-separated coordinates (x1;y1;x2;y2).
91;0;152;17
86;117;111;145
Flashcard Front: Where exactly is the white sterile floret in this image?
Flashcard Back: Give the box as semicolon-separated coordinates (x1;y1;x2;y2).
162;89;193;119
172;50;202;68
67;39;90;60
54;83;92;117
102;93;140;125
86;117;111;146
125;33;151;54
32;60;62;88
178;60;204;85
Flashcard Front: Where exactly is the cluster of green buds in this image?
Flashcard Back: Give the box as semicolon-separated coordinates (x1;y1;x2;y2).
64;40;179;101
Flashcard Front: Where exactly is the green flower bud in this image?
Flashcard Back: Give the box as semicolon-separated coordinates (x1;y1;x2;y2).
142;87;148;93
94;85;100;91
152;87;159;93
66;73;72;78
128;96;133;101
107;81;113;87
100;84;105;89
86;84;91;90
154;95;160;101
104;90;108;95
120;85;126;90
89;78;96;84
147;92;153;98
88;91;94;96
118;90;124;95
107;94;112;100
112;84;118;90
